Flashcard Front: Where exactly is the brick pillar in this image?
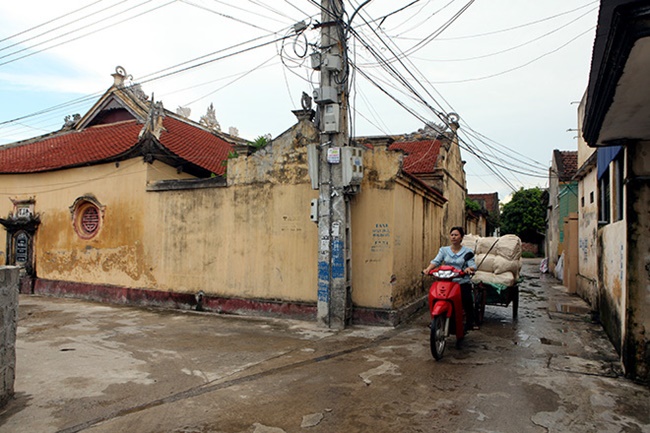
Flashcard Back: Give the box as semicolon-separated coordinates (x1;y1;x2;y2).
0;266;19;407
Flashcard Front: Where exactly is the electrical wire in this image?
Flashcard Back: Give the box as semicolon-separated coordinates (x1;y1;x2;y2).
0;0;130;56
178;0;276;32
0;0;176;68
412;6;597;63
346;1;548;191
0;0;106;44
431;26;595;84
0;0;587;195
182;54;277;106
425;0;598;40
207;0;295;26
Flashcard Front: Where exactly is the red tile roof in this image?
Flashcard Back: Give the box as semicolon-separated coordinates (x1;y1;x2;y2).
0;120;142;173
554;150;578;182
388;140;441;174
160;117;233;176
468;192;499;214
0;117;234;176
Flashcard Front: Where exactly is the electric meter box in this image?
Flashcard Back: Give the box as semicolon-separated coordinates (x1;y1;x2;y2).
341;147;364;186
310;51;322;70
310;199;318;222
323;104;340;133
311;53;341;71
322;54;342;71
313;87;338;104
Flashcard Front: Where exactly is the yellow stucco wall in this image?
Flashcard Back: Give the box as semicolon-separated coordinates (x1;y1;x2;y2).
147;182;319;301
1;123;447;313
0;159;154;287
577;167;598;307
349;147;445;309
601;220;626;325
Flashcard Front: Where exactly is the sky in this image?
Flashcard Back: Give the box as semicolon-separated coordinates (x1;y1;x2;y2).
0;0;600;202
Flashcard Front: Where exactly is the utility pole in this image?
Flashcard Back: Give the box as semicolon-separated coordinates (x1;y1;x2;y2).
315;0;351;329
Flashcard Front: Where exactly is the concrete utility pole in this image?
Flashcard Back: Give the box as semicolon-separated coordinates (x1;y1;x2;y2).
316;0;351;329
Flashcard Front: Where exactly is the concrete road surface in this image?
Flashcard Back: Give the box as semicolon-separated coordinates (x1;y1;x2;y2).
1;259;649;433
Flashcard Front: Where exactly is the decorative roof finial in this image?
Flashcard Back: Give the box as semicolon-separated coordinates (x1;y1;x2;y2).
111;66;132;87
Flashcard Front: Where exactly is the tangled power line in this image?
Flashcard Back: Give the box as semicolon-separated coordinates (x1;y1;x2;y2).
0;0;597;193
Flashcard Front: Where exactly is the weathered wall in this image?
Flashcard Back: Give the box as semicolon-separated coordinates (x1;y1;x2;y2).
147;182;318;302
349;148;444;310
0;266;19;407
562;212;579;293
0;120;447;322
577;168;599;307
599;220;626;352
558;182;579;247
547;161;560;273
624;141;650;384
439;133;467;245
0;159;155;288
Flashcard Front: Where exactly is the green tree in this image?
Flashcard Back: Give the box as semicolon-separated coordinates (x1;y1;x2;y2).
500;187;546;244
465;197;481;212
250;135;269;150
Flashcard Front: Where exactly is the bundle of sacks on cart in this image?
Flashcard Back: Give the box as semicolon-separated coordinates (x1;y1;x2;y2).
462;234;522;287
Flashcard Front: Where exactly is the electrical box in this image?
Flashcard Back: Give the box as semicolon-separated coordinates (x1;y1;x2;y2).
293;20;307;34
341;147;364;186
310;199;318;222
323;104;339;133
322;54;342;71
311;53;341;71
313;87;338;104
310;51;322;70
307;143;319;189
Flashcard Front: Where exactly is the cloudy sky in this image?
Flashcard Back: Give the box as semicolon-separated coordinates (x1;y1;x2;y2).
0;0;599;201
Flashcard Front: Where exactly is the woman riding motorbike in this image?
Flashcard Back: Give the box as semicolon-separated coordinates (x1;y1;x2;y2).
423;226;478;332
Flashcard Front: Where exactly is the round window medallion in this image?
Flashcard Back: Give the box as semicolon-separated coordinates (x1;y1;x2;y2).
74;202;102;239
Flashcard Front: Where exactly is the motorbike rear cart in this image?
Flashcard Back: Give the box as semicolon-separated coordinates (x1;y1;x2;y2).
473;281;519;325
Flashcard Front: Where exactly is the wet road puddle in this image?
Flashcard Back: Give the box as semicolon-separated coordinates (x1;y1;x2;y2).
554;303;591;314
549;355;618;377
540;337;565;346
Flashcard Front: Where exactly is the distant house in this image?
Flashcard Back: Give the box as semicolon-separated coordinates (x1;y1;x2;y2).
356;121;467;246
581;0;650;385
574;91;599;309
467;192;499;237
546;150;578;274
0;67;455;326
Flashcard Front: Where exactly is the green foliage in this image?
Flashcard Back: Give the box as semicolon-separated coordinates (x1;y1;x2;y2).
219;150;240;178
487;210;500;235
250;135;269;150
500;187;547;244
521;251;537;258
465;197;482;212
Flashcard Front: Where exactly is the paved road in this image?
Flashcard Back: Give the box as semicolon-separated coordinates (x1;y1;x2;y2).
1;259;649;433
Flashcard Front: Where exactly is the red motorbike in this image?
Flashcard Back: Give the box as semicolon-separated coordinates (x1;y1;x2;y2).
425;252;474;360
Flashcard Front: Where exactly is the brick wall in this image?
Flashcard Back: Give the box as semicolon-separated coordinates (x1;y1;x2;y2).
0;267;19;407
522;242;539;256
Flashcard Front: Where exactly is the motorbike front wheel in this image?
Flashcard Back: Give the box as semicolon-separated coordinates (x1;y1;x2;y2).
430;315;448;360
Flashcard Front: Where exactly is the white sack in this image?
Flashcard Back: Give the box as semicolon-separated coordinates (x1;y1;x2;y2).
473;271;517;287
476;237;499;255
462;234;479;252
493;255;521;275
475;253;495;273
555;253;564;280
495;234;522;261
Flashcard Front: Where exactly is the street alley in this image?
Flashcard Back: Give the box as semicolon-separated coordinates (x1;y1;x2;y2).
1;259;649;433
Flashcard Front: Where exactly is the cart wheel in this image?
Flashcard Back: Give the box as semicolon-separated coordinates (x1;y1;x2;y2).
512;286;519;321
473;286;485;325
430;316;447;360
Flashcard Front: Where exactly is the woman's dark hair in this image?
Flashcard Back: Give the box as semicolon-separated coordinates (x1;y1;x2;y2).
450;226;465;237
